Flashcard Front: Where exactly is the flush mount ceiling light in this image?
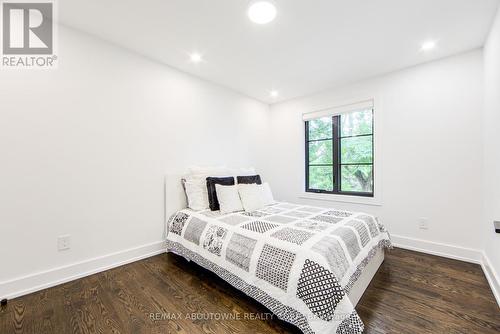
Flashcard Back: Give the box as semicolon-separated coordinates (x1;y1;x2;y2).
189;53;203;63
270;90;279;98
248;1;277;25
421;40;437;51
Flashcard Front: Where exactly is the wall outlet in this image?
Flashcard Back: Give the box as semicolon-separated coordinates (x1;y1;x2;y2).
418;218;429;230
57;235;71;251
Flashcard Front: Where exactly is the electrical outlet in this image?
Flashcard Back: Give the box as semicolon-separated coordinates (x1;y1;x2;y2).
418;218;429;230
57;235;71;251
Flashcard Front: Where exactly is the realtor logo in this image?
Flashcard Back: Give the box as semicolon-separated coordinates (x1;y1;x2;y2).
1;0;57;68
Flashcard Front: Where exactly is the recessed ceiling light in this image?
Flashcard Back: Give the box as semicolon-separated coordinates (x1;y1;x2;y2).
270;90;279;98
248;1;277;25
421;40;437;51
190;53;202;63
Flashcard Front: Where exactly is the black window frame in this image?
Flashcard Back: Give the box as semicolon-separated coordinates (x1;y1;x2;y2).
305;109;374;197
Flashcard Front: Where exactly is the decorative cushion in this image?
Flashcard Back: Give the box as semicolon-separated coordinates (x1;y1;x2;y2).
183;166;229;210
237;174;262;185
207;176;235;211
215;184;244;214
238;182;275;212
261;182;275;204
184;179;210;211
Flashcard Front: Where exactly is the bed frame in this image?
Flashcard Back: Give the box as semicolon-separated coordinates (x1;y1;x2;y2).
164;174;383;307
348;247;384;305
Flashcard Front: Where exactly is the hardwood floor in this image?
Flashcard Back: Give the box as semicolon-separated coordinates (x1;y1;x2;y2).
1;248;499;334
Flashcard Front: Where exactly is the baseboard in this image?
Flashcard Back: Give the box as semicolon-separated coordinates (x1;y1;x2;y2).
392;234;499;308
2;236;498;309
0;240;165;300
481;252;500;307
391;234;483;263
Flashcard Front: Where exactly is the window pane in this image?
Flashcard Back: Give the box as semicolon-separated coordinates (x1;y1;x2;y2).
341;165;373;193
341;135;372;164
308;117;332;140
308;140;333;165
340;109;372;137
308;166;333;191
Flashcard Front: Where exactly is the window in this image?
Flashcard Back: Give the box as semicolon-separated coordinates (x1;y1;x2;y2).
305;106;374;197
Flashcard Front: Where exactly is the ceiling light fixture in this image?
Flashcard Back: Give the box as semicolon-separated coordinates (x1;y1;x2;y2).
190;53;203;63
421;40;437;51
248;1;277;25
270;90;279;98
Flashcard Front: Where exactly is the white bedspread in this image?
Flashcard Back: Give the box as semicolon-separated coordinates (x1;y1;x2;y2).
165;202;391;334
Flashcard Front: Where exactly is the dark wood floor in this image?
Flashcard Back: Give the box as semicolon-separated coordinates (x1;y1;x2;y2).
1;248;499;334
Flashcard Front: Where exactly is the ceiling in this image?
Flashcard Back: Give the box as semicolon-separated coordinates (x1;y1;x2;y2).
58;0;499;103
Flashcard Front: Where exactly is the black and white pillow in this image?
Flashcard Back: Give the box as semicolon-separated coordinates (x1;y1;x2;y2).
207;176;235;211
237;174;262;185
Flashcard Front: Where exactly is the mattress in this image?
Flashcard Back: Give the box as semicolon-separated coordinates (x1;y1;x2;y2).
165;201;391;334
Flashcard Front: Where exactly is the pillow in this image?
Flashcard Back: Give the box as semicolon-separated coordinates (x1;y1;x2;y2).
261;182;275;205
215;184;244;214
238;182;275;212
184;179;210;211
207;176;235;211
237;174;262;185
183;166;230;210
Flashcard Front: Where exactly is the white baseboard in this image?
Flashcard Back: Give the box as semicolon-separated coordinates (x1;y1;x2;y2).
392;234;499;307
391;234;483;264
2;235;498;309
481;252;500;307
0;240;165;300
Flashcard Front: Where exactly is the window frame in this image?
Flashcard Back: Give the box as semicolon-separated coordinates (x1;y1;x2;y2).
305;109;374;197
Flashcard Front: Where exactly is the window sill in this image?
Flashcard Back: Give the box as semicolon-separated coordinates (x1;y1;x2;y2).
299;192;382;206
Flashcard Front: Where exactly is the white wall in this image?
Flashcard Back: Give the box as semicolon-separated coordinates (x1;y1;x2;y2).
0;25;269;297
483;7;500;299
0;18;495;303
265;50;484;257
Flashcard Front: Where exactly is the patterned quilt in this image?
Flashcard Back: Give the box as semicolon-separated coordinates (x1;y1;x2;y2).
165;202;391;334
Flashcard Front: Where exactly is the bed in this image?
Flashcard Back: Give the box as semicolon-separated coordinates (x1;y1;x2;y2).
164;175;391;334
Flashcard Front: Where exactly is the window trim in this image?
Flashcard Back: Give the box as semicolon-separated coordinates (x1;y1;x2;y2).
305;109;374;197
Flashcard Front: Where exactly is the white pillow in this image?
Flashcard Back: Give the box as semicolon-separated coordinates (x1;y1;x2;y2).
183;166;230;211
238;182;275;212
215;184;244;214
184;180;209;211
261;182;275;205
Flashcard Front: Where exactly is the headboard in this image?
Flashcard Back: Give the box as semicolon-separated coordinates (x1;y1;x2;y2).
164;173;188;225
